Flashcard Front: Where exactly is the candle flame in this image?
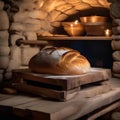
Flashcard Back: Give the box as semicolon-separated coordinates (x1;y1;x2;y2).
74;20;78;24
105;29;111;36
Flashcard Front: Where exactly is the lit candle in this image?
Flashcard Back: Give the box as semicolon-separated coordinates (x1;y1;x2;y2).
105;29;111;36
74;20;79;25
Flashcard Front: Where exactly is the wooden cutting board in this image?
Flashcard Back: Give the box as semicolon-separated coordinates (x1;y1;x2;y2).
11;68;112;101
12;67;111;90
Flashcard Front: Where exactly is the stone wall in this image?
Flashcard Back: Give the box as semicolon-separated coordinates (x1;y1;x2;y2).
0;1;9;82
109;0;120;78
0;0;120;82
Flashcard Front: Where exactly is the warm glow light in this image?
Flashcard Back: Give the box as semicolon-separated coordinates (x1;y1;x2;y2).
105;29;111;36
91;16;97;23
74;20;79;24
70;24;73;27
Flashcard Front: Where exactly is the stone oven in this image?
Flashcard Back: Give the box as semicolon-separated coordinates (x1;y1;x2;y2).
0;0;120;82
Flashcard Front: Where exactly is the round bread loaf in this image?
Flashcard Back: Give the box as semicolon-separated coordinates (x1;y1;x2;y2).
29;46;91;75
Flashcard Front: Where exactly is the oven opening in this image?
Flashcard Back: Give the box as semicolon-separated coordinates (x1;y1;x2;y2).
52;7;113;69
68;40;113;69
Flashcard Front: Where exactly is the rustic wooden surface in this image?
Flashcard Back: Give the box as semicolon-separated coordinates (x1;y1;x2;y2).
11;68;112;101
0;77;120;120
12;68;111;90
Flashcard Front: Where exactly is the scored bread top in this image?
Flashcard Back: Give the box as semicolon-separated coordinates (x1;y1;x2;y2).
29;46;91;75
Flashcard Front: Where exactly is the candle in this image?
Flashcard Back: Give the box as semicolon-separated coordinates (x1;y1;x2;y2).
105;29;112;36
74;20;79;25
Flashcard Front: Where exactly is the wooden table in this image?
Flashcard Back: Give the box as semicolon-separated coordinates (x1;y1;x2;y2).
0;77;120;120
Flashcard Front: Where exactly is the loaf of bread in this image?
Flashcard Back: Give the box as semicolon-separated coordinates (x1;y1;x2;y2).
29;46;91;75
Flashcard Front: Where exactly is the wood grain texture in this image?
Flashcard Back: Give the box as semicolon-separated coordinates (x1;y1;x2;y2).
12;68;111;90
11;68;112;101
37;36;112;41
0;84;119;120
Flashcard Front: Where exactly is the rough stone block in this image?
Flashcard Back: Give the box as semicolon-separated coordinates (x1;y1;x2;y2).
0;56;9;69
40;20;52;31
34;0;45;10
0;11;9;30
10;22;25;32
75;3;91;10
112;51;120;61
21;46;39;65
24;18;41;25
19;1;36;11
113;19;120;26
112;26;120;34
48;10;61;22
10;46;21;60
25;23;41;32
0;46;10;56
113;73;120;78
111;40;120;50
12;18;42;33
113;61;120;73
0;31;9;46
13;11;29;22
29;10;48;20
23;32;37;40
98;0;110;8
42;0;61;12
110;1;120;18
7;59;21;71
7;46;21;71
55;4;72;13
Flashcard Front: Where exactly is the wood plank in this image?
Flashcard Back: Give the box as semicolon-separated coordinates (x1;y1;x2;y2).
12;68;111;90
0;94;15;101
13;84;80;101
0;87;119;120
11;68;112;101
79;82;113;98
65;88;120;120
16;39;48;46
14;99;49;109
37;36;112;41
87;101;120;120
12;81;113;101
25;88;120;120
12;70;68;90
0;78;119;120
79;68;111;85
0;95;38;106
